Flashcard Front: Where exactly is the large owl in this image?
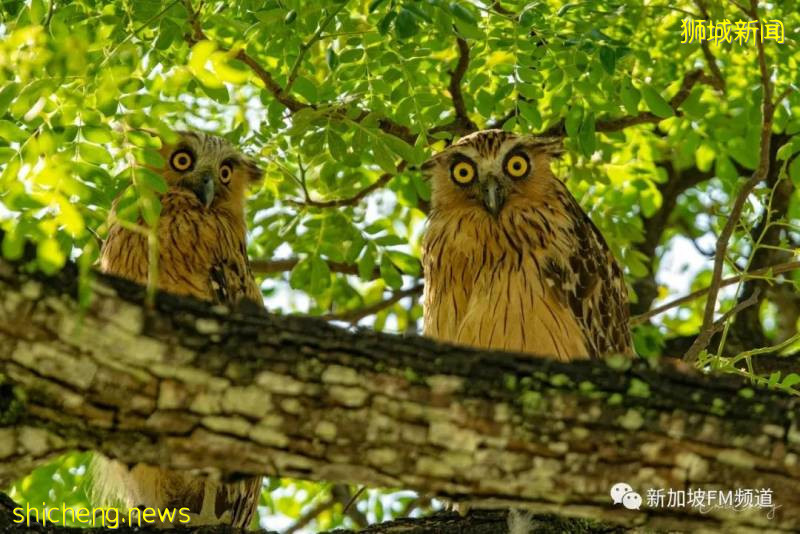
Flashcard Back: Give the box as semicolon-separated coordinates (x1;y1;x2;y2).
94;131;263;527
422;129;633;360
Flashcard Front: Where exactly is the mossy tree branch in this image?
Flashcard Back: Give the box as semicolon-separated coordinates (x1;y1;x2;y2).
0;246;799;532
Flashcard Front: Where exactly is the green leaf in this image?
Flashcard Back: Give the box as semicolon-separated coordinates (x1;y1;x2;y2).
29;0;45;24
387;251;420;275
37;238;66;275
368;0;388;12
339;48;364;63
0;120;28;143
310;255;331;294
789;156;800;187
326;46;339;71
781;373;800;390
82;125;113;144
377;11;396;35
2;223;25;260
640;85;674;118
0;83;19;117
137;167;168;193
327;130;348;160
372;142;397;174
290;257;312;289
557;3;577;16
776;137;800;161
620;81;640;115
380;255;403;289
380;133;421;165
284;9;297;24
450;3;477;24
78;143;113;166
598;46;615;74
200;83;230;103
293;76;318;103
565;106;583;138
578;112;596;157
395;9;418;39
357;244;377;280
0;147;17;163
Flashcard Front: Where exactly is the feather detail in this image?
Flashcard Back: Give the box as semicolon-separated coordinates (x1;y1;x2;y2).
423;131;633;360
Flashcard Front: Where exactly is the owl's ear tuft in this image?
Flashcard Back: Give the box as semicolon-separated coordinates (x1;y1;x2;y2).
420;153;445;180
520;136;564;157
244;158;264;184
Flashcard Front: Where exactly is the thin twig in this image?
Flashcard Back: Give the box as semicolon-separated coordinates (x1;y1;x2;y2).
631;260;800;325
731;331;800;365
527;69;712;136
284;496;337;534
709;288;762;336
593;69;711;133
284;3;348;95
694;0;726;92
331;485;368;528
341;486;367;515
288;172;394;209
251;257;377;278
320;284;424;323
684;0;777;363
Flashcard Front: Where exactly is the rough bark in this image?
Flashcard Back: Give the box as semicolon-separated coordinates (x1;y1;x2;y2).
1;251;799;533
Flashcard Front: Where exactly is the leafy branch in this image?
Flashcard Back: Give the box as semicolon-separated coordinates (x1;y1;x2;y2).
631;260;800;325
430;37;476;138
181;1;415;143
320;283;423;323
284;3;349;95
683;0;786;363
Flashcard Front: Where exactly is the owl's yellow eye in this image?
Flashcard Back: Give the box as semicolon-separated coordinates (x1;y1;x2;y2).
505;154;529;178
220;162;234;184
451;160;476;185
170;150;194;171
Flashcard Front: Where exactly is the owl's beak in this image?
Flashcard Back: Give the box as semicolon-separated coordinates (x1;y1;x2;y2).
481;176;505;217
188;170;215;208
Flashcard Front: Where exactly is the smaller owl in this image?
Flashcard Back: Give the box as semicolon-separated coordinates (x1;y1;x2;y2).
101;130;263;305
422;129;633;360
95;130;264;527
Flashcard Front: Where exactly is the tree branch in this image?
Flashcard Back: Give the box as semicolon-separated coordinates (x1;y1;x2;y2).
284;4;347;95
181;1;415;144
683;0;778;363
429;37;476;138
537;69;711;137
693;0;726;92
1;248;800;531
320;284;423;323
288;171;395;209
631;260;800;325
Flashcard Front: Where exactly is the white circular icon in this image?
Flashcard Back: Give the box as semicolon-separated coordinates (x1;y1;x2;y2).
610;482;634;504
610;482;642;510
622;491;642;510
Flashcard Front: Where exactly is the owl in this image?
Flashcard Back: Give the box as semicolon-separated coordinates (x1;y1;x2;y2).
422;129;633;360
94;131;264;527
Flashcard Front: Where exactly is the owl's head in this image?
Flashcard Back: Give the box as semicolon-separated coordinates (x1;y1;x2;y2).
157;131;262;214
422;129;562;217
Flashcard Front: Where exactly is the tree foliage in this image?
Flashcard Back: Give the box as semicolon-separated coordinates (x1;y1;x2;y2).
1;0;799;530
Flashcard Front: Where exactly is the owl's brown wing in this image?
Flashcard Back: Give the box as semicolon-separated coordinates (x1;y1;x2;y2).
543;193;634;358
209;253;263;307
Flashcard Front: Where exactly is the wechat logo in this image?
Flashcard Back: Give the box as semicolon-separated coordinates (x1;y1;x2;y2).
610;482;642;510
